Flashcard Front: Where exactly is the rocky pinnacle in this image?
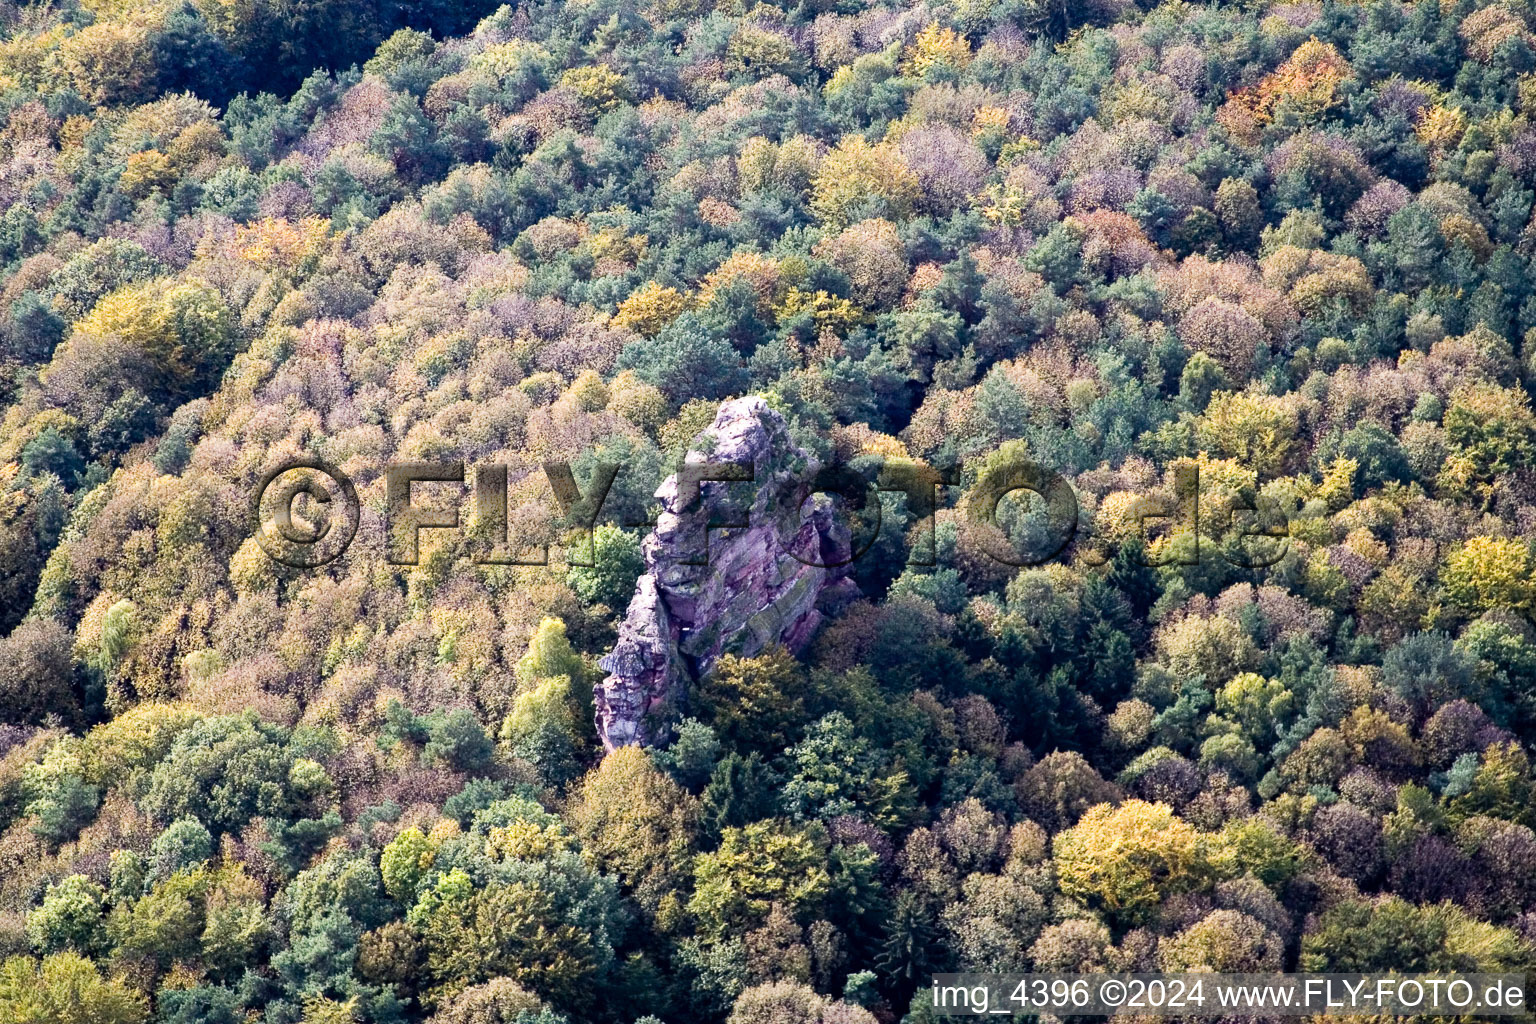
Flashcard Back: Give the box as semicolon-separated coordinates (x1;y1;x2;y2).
595;397;861;750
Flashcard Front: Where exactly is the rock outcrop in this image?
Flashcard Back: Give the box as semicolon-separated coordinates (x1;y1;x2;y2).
595;397;861;750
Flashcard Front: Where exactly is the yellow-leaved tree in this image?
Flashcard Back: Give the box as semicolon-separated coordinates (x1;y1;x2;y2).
613;282;691;337
568;746;699;920
901;22;971;78
1442;536;1535;615
1052;800;1222;927
0;952;147;1024
810;136;919;228
70;279;234;400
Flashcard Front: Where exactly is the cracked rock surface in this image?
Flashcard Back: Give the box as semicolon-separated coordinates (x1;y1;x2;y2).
595;396;860;750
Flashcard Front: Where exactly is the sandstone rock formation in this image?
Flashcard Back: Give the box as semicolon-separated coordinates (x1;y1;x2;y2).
595;397;861;750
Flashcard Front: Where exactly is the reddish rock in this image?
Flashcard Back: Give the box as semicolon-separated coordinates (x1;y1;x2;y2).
596;396;859;750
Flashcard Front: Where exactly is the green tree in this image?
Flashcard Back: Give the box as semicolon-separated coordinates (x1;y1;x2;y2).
567;525;644;611
1444;383;1536;487
381;828;437;905
410;871;597;1005
200;866;273;981
26;876;108;957
108;868;209;971
140;713;327;838
695;649;809;752
500;676;589;787
1447;742;1536;828
425;709;495;775
22;743;100;847
150;817;214;880
690;820;833;937
1301;898;1531;972
701;753;781;837
514;619;588;691
615;313;749;403
781;713;911;829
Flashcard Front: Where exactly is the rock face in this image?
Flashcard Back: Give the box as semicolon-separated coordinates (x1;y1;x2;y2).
595;397;860;750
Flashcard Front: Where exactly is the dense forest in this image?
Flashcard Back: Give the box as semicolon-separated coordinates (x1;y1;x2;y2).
3;0;1536;1020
